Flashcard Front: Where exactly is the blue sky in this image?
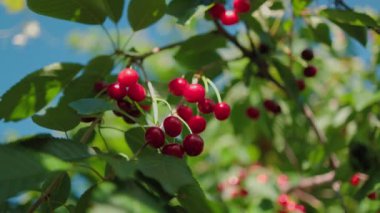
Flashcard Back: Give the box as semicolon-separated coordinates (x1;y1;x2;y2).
0;0;379;140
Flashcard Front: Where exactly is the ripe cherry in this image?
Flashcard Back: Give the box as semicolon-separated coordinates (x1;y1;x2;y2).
117;68;139;87
145;127;165;148
239;188;249;197
246;107;260;120
263;99;281;114
301;48;314;61
107;83;127;100
303;65;317;77
127;83;146;102
214;102;231;120
117;100;140;117
183;134;204;156
209;3;226;19
233;0;251;13
177;105;193;122
296;79;306;91
163;116;182;137
122;115;136;124
368;192;377;200
198;98;215;114
188;115;207;134
183;83;205;103
162;143;185;158
277;194;289;207
220;10;239;26
93;81;108;93
350;173;361;186
169;77;188;96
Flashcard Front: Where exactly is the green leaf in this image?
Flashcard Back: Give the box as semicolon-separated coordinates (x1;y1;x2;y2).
101;154;137;179
272;59;300;103
40;172;71;211
0;145;69;201
167;0;203;25
177;183;213;213
0;63;82;121
250;0;266;12
27;0;110;25
136;155;194;194
125;127;156;156
310;23;332;46
320;9;378;28
127;0;166;31
292;0;311;15
69;98;115;115
102;0;124;23
17;134;94;161
75;185;96;213
334;22;368;46
32;55;114;131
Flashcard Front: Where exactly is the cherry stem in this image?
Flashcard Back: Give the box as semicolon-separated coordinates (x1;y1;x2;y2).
202;76;209;94
147;81;159;125
155;98;173;112
174;114;193;134
131;142;148;160
206;78;222;103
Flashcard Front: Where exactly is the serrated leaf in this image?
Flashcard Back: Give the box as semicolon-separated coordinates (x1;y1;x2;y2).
17;134;94;161
0;63;82;121
136;155;194;194
27;0;109;25
320;9;378;28
32;55;113;131
69;98;114;115
0;145;69;201
127;0;166;31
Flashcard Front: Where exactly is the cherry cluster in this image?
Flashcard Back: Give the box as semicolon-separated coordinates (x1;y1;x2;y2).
144;76;231;158
350;172;378;200
297;48;317;91
244;99;281;122
209;0;251;26
108;68;147;102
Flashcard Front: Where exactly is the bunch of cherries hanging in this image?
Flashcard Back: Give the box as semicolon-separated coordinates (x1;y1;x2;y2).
100;67;231;159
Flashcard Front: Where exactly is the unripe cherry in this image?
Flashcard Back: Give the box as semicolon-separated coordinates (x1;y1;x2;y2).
163;116;182;137
107;83;127;100
162;143;185;158
145;127;165;148
118;68;139;87
209;3;226;19
303;65;317;77
233;0;251;13
177;105;193;122
198;98;215;114
183;83;205;103
168;77;188;96
246;107;260;120
220;10;239;25
127;83;146;102
214;102;231;120
188;115;207;134
183;134;204;156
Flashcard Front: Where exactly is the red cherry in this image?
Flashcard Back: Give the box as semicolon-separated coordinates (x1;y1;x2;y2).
183;134;204;156
246;107;260;120
368;192;377;200
168;77;188;96
163;116;182;137
93;81;108;93
233;0;251;13
122;115;136;124
303;65;317;77
209;3;225;19
183;83;205;103
214;102;231;120
350;173;361;186
140;104;151;111
277;194;289;207
117;68;139;87
198;98;215;114
127;83;146;102
145;127;165;148
177;105;193;122
161;143;185;158
188;115;207;134
263;99;281;114
220;10;239;25
295;204;306;212
239;188;249;197
107;83;127;100
296;79;306;91
117;100;141;117
301;48;314;61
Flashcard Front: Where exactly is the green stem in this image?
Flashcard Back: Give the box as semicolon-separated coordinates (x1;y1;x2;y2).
100;24;117;50
175;114;192;134
206;78;222;103
156;98;173;112
202;76;209;94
